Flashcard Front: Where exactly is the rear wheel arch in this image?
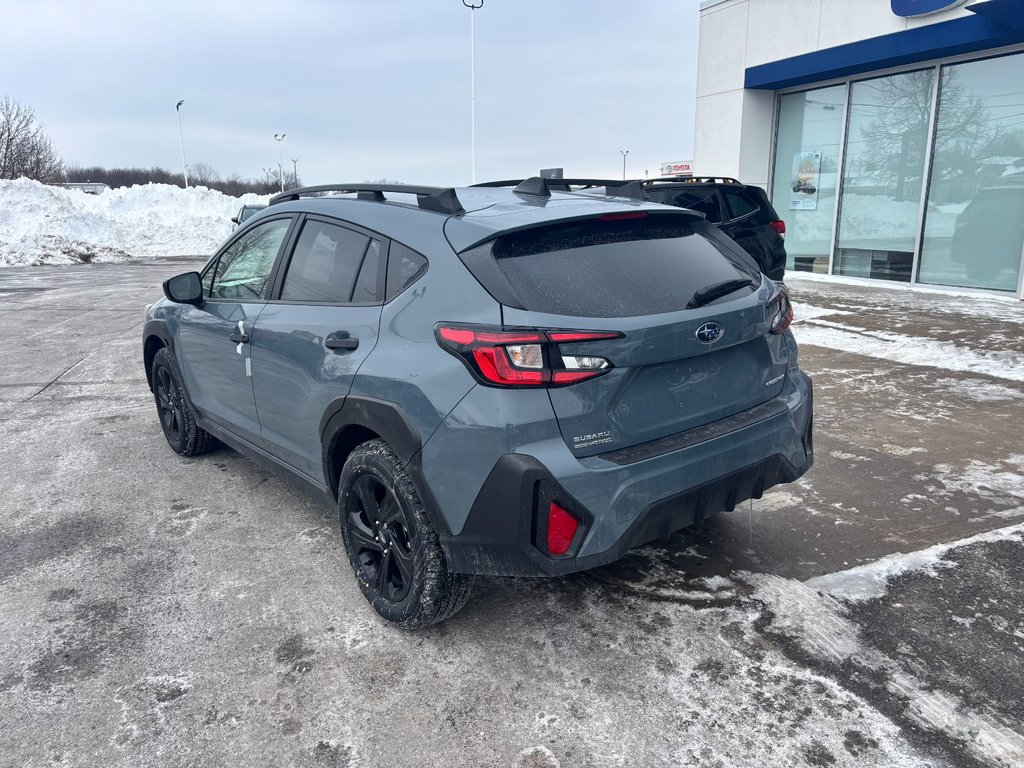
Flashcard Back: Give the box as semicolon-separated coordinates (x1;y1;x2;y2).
321;396;421;493
321;396;451;537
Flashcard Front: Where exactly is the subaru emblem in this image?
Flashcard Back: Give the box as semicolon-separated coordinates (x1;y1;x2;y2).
695;322;723;344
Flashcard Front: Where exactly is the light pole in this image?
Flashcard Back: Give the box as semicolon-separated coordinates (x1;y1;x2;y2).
262;167;274;190
274;133;286;192
175;100;189;188
291;158;298;187
463;0;483;183
620;150;629;181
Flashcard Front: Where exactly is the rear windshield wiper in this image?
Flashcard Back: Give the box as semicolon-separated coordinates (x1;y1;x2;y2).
687;277;754;309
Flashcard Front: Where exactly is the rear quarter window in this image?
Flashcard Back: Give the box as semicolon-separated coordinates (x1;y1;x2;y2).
484;215;759;318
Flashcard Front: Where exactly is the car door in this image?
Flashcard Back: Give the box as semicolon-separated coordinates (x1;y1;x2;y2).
175;216;295;444
249;216;385;480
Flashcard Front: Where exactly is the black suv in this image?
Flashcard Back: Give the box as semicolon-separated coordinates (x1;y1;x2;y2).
643;177;787;281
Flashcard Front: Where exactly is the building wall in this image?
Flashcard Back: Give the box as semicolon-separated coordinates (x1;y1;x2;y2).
693;0;975;186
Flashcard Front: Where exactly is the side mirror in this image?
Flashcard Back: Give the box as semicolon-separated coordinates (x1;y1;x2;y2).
230;216;239;224
163;271;204;306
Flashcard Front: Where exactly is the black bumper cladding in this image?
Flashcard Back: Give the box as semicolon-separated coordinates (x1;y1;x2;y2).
442;418;814;578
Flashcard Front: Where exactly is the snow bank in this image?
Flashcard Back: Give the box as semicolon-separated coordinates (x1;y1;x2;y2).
0;177;268;267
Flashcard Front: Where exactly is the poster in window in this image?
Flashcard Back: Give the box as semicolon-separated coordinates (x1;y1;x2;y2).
789;151;821;211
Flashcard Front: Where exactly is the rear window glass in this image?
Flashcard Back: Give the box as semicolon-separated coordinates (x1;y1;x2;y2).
647;188;722;223
488;216;758;318
281;220;370;303
721;188;759;220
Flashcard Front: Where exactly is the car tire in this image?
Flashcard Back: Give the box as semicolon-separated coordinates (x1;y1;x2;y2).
151;347;215;457
338;439;474;629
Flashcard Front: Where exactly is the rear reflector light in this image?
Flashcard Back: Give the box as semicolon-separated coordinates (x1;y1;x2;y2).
768;285;793;334
547;502;579;555
770;220;786;236
436;325;622;388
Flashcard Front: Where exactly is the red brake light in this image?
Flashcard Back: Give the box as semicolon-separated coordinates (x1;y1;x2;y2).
435;325;623;388
770;220;786;236
547;502;578;555
599;211;648;222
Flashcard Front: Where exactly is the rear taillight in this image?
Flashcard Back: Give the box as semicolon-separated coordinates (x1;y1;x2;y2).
770;220;786;236
546;502;579;556
768;285;793;335
436;325;622;388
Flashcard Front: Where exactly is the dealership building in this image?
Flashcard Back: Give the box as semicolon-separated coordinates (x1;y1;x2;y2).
694;0;1024;298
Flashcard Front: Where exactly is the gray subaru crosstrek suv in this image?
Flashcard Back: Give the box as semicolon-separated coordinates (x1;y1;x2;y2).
143;178;813;629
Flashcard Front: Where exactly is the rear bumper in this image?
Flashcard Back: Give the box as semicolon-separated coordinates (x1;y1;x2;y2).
441;371;813;576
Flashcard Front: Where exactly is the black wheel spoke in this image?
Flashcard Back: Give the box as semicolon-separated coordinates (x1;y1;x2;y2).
353;475;381;523
379;494;402;525
376;549;394;597
390;543;413;586
348;518;381;553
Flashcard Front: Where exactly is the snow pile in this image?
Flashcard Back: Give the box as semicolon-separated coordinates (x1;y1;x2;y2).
0;177;268;267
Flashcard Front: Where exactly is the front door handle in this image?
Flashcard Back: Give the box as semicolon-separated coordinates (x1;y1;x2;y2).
326;334;359;351
229;331;250;344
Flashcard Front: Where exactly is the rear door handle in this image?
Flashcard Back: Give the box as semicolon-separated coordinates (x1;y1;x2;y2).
325;334;359;351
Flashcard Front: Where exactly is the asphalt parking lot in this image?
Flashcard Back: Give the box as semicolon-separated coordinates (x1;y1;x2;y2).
0;259;1022;768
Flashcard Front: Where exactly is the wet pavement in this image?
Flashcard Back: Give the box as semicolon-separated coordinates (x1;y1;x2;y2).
0;262;1022;767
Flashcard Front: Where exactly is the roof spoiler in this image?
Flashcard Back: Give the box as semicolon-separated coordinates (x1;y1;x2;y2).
473;177;647;201
268;184;465;215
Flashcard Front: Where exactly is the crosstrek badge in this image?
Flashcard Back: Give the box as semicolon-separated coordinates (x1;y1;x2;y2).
572;431;613;449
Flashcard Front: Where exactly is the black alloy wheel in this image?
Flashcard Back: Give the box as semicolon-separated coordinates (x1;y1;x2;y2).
150;347;214;456
154;363;184;446
344;474;415;603
337;439;474;629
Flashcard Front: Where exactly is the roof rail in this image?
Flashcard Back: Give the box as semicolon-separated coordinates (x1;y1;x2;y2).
268;184;465;215
645;176;744;186
472;177;647;201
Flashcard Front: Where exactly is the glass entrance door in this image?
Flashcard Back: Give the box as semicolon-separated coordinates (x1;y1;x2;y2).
834;70;935;282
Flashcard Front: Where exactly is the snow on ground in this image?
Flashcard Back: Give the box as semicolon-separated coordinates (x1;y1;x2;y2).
0;177;266;266
791;305;1024;382
747;528;1024;768
803;522;1024;601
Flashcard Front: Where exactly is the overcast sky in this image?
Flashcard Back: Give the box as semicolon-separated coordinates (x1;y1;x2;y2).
3;0;700;187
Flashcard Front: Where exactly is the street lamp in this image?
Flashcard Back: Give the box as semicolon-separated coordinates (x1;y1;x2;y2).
262;167;274;190
463;0;483;183
175;100;189;188
274;133;287;192
291;158;299;187
620;150;629;181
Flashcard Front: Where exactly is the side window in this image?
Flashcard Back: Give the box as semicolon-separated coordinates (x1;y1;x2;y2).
721;189;759;221
209;218;291;300
280;221;370;303
351;239;383;304
385;243;428;301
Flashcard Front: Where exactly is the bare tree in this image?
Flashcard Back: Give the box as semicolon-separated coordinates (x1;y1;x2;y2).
0;95;64;183
189;161;218;187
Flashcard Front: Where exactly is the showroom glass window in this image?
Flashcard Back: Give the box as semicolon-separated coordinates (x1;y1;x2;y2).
835;69;935;282
771;85;845;273
918;53;1024;292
